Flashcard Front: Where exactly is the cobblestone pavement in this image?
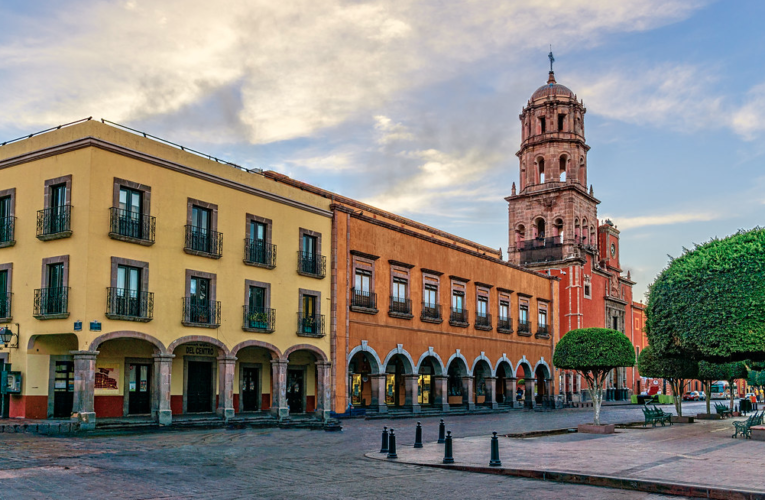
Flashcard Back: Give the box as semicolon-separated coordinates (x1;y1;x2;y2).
0;403;708;500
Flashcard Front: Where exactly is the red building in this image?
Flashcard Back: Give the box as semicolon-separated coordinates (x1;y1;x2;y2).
506;62;647;401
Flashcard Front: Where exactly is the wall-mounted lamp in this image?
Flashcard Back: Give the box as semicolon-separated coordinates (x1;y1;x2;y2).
0;324;19;349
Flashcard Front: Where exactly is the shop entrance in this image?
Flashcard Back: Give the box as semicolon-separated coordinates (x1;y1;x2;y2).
187;361;213;413
241;366;260;412
128;363;152;415
287;369;304;413
53;361;74;418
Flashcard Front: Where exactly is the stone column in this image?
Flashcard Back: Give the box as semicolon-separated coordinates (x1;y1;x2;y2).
433;375;449;412
217;356;236;420
315;362;332;420
404;375;421;413
526;378;537;408
152;353;174;425
484;376;499;409
461;376;475;410
71;350;98;430
504;377;518;407
270;360;289;419
369;374;388;413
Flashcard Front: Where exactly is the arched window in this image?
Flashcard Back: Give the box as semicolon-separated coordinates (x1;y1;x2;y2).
574;218;580;242
581;218;588;245
515;225;526;248
534;218;546;240
559;155;567;182
538;158;545;184
553;218;564;243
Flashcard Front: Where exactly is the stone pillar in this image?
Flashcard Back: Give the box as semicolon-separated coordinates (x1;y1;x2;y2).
504;377;518;407
152;353;174;425
484;376;499;409
71;350;98;430
217;356;236;420
270;360;289;419
433;375;449;412
404;375;421;413
462;376;475;410
369;374;388;413
315;362;332;420
526;378;537;408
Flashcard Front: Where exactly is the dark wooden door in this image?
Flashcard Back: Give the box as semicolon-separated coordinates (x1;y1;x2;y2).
241;367;259;412
187;361;213;413
53;361;74;418
128;363;151;415
286;369;304;413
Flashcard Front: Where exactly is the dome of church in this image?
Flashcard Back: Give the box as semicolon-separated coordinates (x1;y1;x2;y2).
531;76;576;101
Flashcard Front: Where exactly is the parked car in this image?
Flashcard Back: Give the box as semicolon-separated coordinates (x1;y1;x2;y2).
682;391;703;401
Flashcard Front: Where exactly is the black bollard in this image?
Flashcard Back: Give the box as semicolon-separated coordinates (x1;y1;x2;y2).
387;428;398;459
380;426;389;453
489;431;501;466
443;430;454;464
438;419;446;444
414;421;423;448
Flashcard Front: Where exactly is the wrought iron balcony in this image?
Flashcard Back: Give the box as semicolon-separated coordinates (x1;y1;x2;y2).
34;287;70;319
109;207;155;244
497;316;513;333
106;288;154;322
242;306;276;333
421;303;442;323
518;236;563;265
297;313;325;337
297;251;326;279
449;308;469;327
184;225;223;258
0;292;12;320
389;297;412;318
517;319;531;336
36;205;72;240
182;297;221;328
0;216;16;247
475;313;492;330
536;324;550;338
244;239;276;268
350;288;377;312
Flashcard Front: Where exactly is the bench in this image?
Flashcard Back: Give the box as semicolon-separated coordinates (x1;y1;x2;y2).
715;402;733;418
642;406;672;427
733;411;764;439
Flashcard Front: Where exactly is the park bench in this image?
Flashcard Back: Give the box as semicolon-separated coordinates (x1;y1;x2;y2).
642;406;672;427
715;402;733;418
732;411;763;439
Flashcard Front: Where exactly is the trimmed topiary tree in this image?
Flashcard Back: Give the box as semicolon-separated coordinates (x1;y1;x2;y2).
723;362;748;411
699;361;734;414
553;328;635;425
638;346;698;416
645;228;765;362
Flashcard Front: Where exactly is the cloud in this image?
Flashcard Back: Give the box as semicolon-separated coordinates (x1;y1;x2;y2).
730;83;765;140
604;212;720;230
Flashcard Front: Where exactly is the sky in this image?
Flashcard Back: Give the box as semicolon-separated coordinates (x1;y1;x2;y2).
1;0;763;299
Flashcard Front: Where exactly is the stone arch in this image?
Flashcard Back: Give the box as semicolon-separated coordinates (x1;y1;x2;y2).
533;216;546;239
534;357;553;380
283;344;329;363
493;354;515;377
415;347;445;376
348;341;384;375
230;339;282;359
167;335;231;357
470;352;492;375
446;350;471;376
516;355;533;379
381;345;415;373
89;330;167;354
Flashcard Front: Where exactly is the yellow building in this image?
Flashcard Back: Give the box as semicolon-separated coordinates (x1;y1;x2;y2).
0;119;333;428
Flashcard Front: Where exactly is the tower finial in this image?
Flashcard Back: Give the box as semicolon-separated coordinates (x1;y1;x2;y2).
548;46;554;73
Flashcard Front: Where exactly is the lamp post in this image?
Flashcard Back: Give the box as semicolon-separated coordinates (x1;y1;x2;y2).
0;324;19;349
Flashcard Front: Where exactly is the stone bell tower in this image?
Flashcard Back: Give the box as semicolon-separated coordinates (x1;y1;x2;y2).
506;53;600;268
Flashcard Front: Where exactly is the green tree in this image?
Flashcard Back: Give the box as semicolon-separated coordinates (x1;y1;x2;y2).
553;328;635;425
645;228;765;362
723;362;748;411
638;346;698;416
699;361;734;414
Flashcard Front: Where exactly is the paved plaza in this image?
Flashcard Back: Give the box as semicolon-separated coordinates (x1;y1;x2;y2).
0;403;720;499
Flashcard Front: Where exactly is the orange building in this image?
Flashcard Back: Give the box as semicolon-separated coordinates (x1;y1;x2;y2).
266;172;559;414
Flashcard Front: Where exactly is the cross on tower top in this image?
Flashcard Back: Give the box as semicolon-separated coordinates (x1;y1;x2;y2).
548;48;554;73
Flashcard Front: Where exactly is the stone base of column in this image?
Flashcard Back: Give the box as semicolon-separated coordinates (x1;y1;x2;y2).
376;404;388;413
440;402;450;412
77;412;96;431
489;402;499;410
217;407;235;421
315;409;330;421
271;406;290;419
467;402;476;411
156;410;172;426
411;404;421;414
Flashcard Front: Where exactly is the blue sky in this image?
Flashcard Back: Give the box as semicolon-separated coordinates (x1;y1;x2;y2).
1;0;763;299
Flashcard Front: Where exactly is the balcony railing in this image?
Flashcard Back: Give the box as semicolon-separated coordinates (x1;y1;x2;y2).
351;288;377;311
518;236;562;250
449;308;469;327
244;239;276;268
297;251;326;278
182;297;221;327
0;292;12;319
106;287;154;321
497;316;513;333
34;287;70;318
36;205;72;239
475;313;492;330
518;236;563;265
297;313;325;337
517;319;531;335
0;216;16;246
109;207;155;244
536;324;550;338
421;303;442;322
242;306;276;332
389;297;412;317
184;225;223;258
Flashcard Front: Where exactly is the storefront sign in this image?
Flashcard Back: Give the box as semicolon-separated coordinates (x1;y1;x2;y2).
185;343;216;356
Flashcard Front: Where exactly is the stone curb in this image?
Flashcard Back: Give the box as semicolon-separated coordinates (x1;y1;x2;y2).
367;454;764;500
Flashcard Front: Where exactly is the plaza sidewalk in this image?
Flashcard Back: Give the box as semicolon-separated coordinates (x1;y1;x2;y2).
368;418;765;499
